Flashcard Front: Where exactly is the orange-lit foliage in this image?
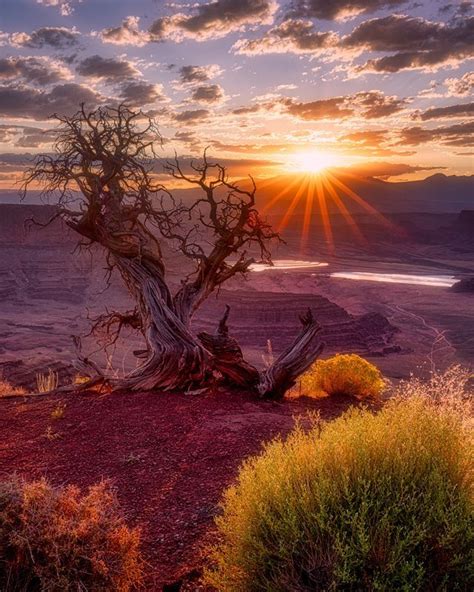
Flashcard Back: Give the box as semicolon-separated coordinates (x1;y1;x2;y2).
0;478;143;591
291;353;385;399
0;376;26;397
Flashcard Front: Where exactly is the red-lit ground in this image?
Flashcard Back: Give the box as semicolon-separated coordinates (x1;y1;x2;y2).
0;387;358;590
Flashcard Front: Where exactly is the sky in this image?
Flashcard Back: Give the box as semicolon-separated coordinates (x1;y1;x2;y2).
0;0;473;187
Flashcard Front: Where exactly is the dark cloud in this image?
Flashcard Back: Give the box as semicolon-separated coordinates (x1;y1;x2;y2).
149;0;277;41
174;131;196;142
14;126;57;148
99;16;148;46
191;84;224;103
118;81;166;106
416;102;474;120
288;0;408;20
0;83;102;120
282;96;354;120
231;104;262;115
398;122;474;146
234;18;336;55
11;26;79;49
0;57;70;85
178;64;222;85
279;91;406;120
174;109;210;123
76;55;139;81
345;15;474;73
352;90;407;118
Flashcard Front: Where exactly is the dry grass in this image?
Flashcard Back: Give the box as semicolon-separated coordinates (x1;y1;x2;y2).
0;375;26;397
0;477;144;591
207;370;473;591
290;353;385;400
36;368;59;393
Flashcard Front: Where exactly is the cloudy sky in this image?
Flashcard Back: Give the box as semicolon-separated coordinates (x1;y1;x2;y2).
0;0;473;186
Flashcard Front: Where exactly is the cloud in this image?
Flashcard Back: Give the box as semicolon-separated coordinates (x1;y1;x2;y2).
190;84;225;103
416;102;474;120
0;57;71;85
341;161;446;179
278;90;406;120
0;83;103;120
445;72;474;96
98;16;149;46
398;122;474;147
174;109;210;123
118;81;166;106
288;0;408;20
10;26;79;49
14;126;57;148
76;55;139;81
340;129;389;145
149;0;278;42
345;15;474;73
177;64;223;85
233;18;337;55
281;96;354;119
351;90;408;118
36;0;75;16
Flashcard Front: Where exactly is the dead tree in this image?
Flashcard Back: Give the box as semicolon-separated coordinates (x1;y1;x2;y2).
22;104;323;398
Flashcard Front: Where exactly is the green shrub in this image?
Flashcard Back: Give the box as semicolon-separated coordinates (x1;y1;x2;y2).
207;396;473;591
0;478;144;591
292;353;385;399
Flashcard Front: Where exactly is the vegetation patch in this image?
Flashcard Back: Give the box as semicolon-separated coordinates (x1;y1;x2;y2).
0;478;143;591
0;377;26;397
291;353;385;399
207;390;473;591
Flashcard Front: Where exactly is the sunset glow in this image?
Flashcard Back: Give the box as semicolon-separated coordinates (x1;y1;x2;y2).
288;151;343;174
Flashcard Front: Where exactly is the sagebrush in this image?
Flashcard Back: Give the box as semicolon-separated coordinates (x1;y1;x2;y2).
0;477;144;591
291;353;385;399
207;385;473;591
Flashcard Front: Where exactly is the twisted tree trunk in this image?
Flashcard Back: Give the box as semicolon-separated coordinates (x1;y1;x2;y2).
198;306;324;399
114;257;209;391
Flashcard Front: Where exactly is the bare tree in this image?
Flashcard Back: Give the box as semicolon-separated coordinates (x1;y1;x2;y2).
22;104;323;398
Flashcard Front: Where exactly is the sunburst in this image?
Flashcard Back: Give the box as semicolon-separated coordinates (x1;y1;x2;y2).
259;166;402;254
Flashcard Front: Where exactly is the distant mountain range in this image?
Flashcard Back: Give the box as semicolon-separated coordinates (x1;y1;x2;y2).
250;172;474;215
1;171;472;216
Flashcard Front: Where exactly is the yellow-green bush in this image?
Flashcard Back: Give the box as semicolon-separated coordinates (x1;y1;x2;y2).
0;478;143;591
207;395;473;591
292;353;385;399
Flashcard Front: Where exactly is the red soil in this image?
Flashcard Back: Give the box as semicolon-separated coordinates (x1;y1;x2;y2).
0;388;354;590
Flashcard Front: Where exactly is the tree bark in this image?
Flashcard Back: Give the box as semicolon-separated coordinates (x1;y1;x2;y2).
198;305;260;387
258;309;324;399
198;306;324;399
113;256;210;391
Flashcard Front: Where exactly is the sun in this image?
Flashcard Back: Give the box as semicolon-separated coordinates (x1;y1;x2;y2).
288;150;340;174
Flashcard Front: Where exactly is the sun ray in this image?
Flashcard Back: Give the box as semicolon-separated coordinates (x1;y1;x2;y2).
315;174;334;254
300;175;315;251
320;174;368;245
278;176;309;232
325;171;401;233
261;174;302;214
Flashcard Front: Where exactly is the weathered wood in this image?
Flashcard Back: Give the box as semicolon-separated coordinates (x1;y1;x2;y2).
258;309;325;399
198;305;260;387
199;306;324;399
